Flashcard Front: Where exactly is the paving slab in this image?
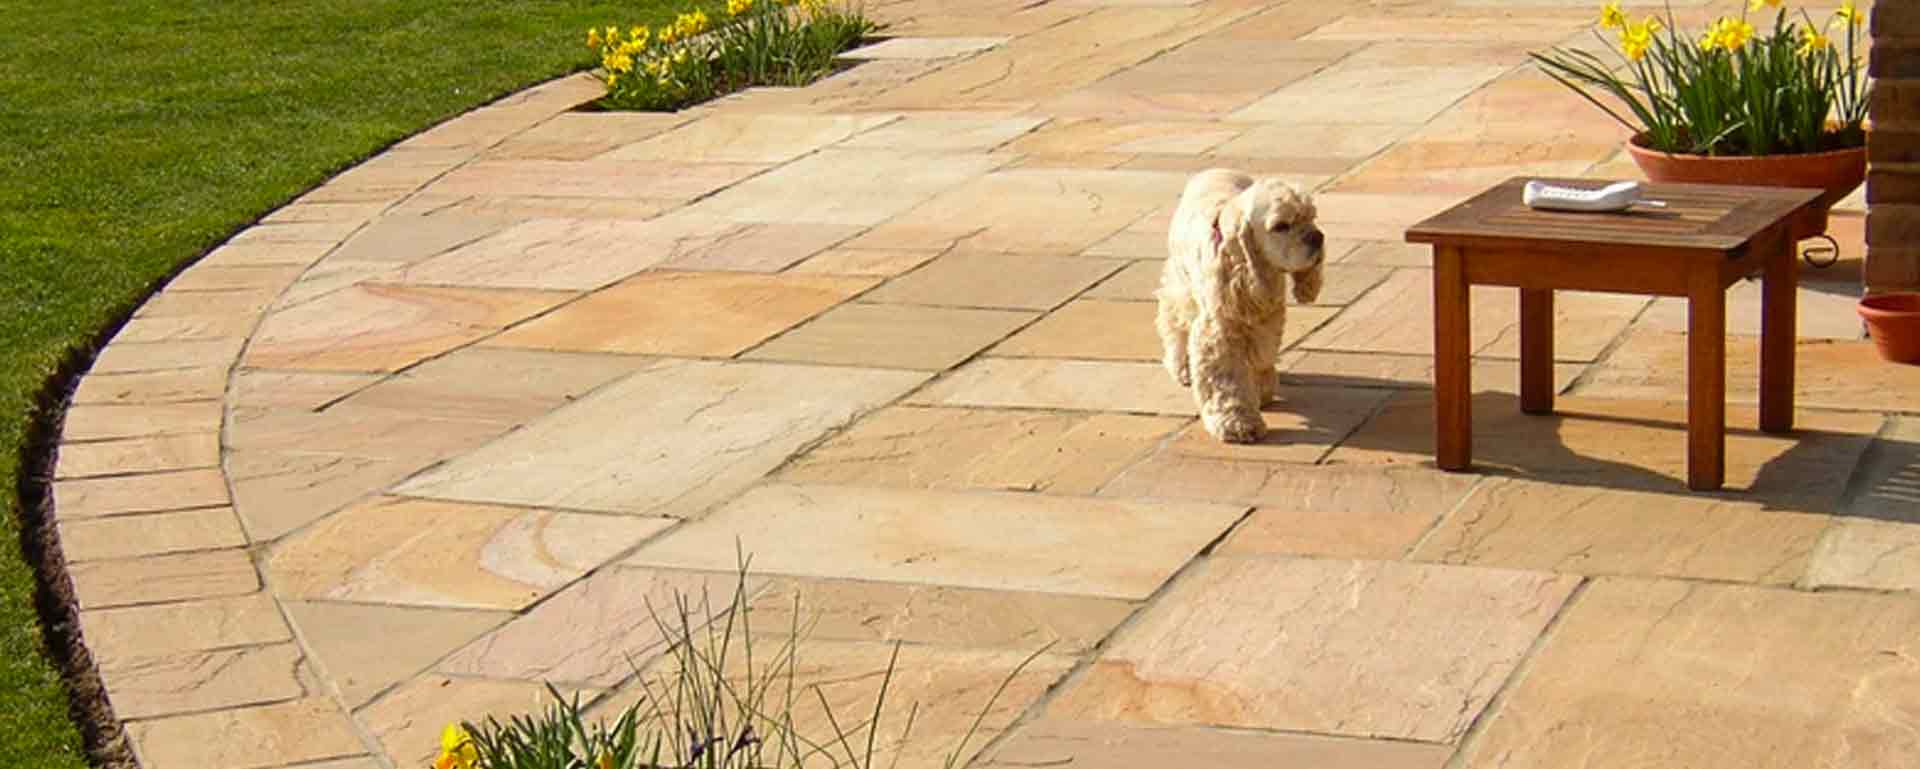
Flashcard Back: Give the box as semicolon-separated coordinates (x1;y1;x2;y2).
1454;578;1920;769
626;483;1246;600
1048;555;1578;742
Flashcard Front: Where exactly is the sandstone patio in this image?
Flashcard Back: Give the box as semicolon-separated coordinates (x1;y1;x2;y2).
51;0;1920;767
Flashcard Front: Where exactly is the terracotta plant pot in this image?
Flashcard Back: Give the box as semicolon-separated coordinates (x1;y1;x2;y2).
1859;293;1920;364
1625;135;1866;230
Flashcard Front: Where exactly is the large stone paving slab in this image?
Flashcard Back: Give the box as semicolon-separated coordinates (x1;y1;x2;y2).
485;271;874;356
339;346;652;424
979;719;1452;769
909;358;1195;415
397;360;927;515
437;567;750;687
127;698;366;769
267;496;669;610
67;549;258;609
742;575;1135;654
243;283;571;372
686;149;1008;226
1454;578;1920;769
285;600;508;707
424;158;765;203
744;302;1036;370
1232;64;1509;125
226;450;442;542
1412;478;1831;584
1048;556;1579;742
96;643;304;720
1105;463;1481;560
605;113;895;163
780;405;1184;493
1574;329;1920;413
861;251;1122;310
626;483;1246;600
860;6;1249;109
877;168;1182;254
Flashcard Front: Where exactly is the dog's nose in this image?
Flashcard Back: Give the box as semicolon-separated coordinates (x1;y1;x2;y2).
1304;229;1324;249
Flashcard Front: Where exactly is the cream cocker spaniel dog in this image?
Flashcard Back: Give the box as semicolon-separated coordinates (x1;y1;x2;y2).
1157;169;1325;443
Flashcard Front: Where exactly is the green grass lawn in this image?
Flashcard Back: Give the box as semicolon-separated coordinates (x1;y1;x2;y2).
0;1;700;765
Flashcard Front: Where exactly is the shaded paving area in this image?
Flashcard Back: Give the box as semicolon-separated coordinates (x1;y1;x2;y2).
49;0;1920;767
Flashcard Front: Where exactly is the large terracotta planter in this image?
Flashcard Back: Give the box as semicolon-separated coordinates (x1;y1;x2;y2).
1859;293;1920;364
1625;135;1866;231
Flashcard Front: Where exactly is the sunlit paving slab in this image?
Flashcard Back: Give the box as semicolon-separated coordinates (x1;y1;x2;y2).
625;483;1247;599
1046;556;1579;742
1450;579;1920;769
396;360;928;515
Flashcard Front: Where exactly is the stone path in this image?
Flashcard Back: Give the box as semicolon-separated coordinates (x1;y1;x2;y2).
53;1;1920;767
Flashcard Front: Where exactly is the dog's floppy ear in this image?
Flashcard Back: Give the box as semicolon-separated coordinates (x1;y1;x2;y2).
1292;260;1323;305
1209;196;1271;312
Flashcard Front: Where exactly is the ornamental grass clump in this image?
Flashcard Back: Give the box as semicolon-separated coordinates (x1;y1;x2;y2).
1532;0;1868;156
586;0;875;112
430;562;1048;769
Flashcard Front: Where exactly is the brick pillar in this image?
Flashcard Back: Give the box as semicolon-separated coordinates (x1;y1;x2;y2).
1869;2;1920;295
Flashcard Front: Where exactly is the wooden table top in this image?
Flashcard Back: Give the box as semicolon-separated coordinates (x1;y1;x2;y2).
1405;177;1823;255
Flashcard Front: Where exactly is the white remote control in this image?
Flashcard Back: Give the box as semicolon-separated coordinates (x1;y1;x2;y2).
1522;180;1662;213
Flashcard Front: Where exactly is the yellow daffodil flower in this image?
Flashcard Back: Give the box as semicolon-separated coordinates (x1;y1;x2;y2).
605;25;620;41
1599;1;1626;30
598;753;617;769
1620;18;1658;61
1834;0;1863;28
658;26;679;44
728;0;754;17
1798;26;1832;56
433;724;478;769
1722;18;1754;50
608;73;620;88
1747;0;1781;10
1701;17;1753;52
587;28;602;48
608;53;634;73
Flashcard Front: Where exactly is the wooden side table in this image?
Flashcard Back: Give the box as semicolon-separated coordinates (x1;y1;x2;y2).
1405;178;1824;491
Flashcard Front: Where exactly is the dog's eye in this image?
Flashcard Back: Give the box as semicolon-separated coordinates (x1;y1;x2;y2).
1271;223;1291;233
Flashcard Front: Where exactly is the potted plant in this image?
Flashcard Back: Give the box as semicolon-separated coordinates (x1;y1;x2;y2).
1531;0;1869;224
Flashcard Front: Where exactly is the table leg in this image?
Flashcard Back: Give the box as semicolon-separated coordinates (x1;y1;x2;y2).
1435;246;1472;472
1760;227;1798;434
1687;268;1726;491
1520;288;1554;415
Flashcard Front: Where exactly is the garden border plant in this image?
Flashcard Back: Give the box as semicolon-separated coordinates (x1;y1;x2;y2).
1530;0;1868;156
584;0;878;112
433;557;1052;769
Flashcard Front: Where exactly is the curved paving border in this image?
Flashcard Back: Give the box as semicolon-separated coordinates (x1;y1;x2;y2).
44;1;1920;768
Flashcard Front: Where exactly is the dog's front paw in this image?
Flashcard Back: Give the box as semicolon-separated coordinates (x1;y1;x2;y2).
1204;408;1266;444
